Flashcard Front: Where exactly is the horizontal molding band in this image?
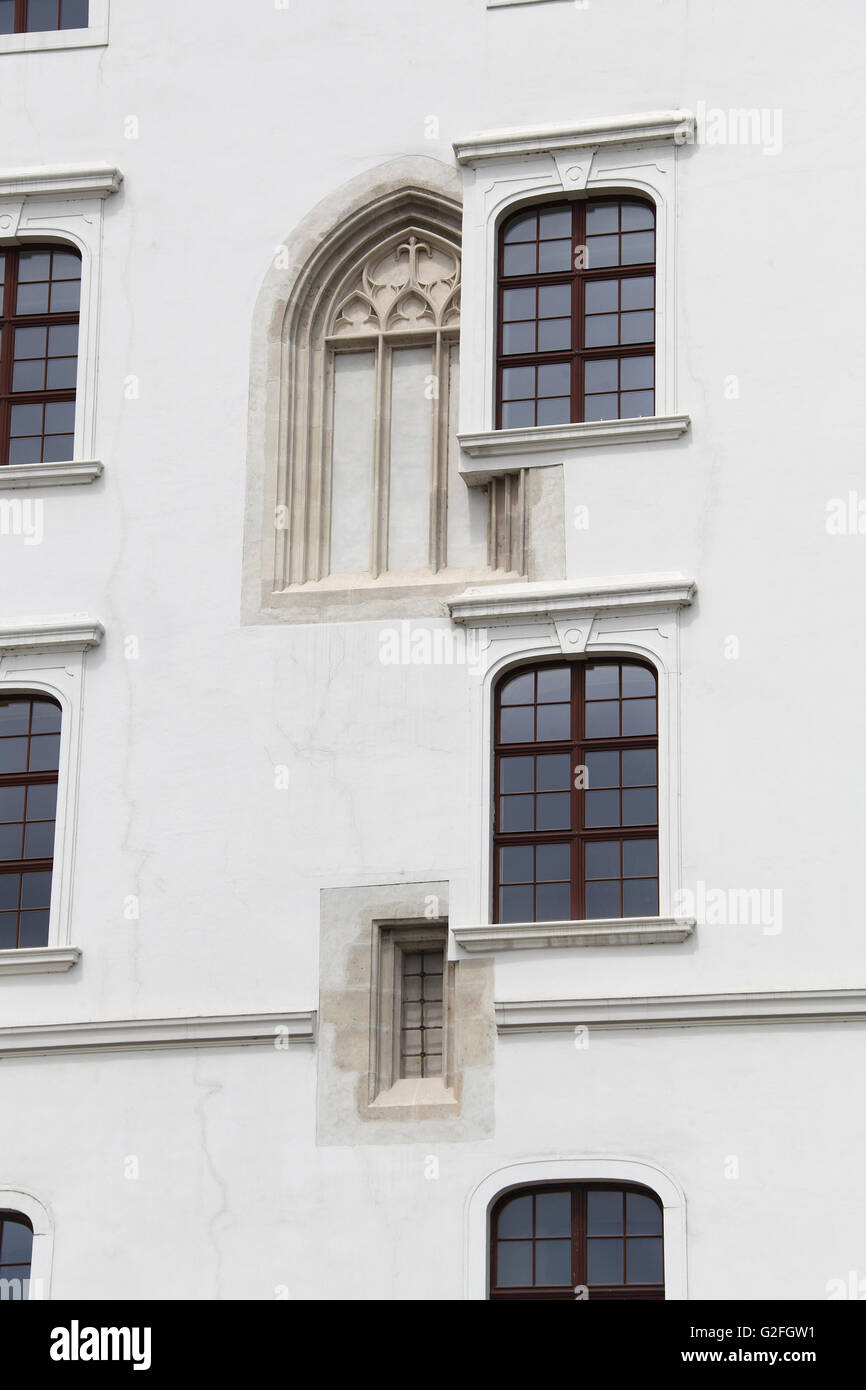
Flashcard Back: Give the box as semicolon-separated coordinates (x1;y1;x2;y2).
496;989;866;1034
454;917;695;952
454;111;695;164
0;947;80;976
0;164;123;199
0;1011;317;1059
458;416;690;481
447;573;695;627
0;460;102;490
0;617;105;653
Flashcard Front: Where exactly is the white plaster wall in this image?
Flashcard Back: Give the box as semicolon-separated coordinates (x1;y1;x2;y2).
0;0;863;1298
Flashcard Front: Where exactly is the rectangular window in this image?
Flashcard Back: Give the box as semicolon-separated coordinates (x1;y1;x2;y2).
0;0;88;32
372;921;450;1097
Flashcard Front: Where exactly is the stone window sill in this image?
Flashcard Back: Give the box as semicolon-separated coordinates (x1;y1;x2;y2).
0;946;80;976
452;917;695;953
0;6;108;54
370;1077;458;1111
0;460;102;489
458;416;690;484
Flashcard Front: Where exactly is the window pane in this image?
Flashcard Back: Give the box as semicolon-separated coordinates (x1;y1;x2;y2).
18;910;49;946
0;787;25;821
536;703;570;741
585;279;618;314
16;282;50;314
538;240;571;272
535;843;570;881
0;701;31;735
536;1240;571;1285
587;1190;623;1235
502;322;535;355
585;840;619;879
497;1241;532;1287
586;203;618;234
27;0;60;29
539;208;571;239
621;201;654;231
585;749;619;789
28;734;61;771
499;843;534;882
0;875;20;909
61;0;90;28
584;393;618;422
0;915;17;948
536;396;570;426
621;310;654;344
627;1193;663;1235
501;672;535;705
586;235;619;268
626;1237;663;1284
503;243;535;276
537;318;570;351
622;788;656;826
500;885;533;922
31;700;61;732
23;821;54;858
0;1219;33;1263
585;790;619;828
500;706;534;742
535;881;570;920
13;361;45;392
42;434;75;462
538;362;570;397
588;1239;624;1284
21;870;52;907
17;251;51;282
502;400;534;428
621;663;656;696
585;358;618;394
49;279;81;312
621;275;654;310
503;288;536;320
498;1194;532;1237
538;283;571;317
621;698;656;735
536;666;570;703
585;314;618;347
501;366;534;401
0;739;27;774
504;212;537;243
535;1191;571;1237
500;756;533;793
622;838;657;877
622;878;658;916
585;880;620;918
500;795;534;831
0;1;14;35
584;701;619;737
621;231;654;264
621;748;656;785
536;753;571;790
536;793;570;830
0;825;23;859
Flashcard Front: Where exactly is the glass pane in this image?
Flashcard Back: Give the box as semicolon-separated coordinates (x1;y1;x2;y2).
48;323;79;355
497;1193;532;1237
584;701;619;738
0;1;15;35
585;840;620;879
622;748;656;785
622;878;658;916
622;788;657;826
621;698;656;735
535;1190;572;1237
500;795;534;831
0;915;17;949
586;235;619;268
500;844;534;884
621;310;654;344
500;885;533;923
535;881;570;921
10;403;43;436
503;243;535;276
620;357;654;392
27;0;59;30
0;874;20;909
587;1189;623;1235
501;672;535;705
503;287;536;320
0;787;25;821
45;400;75;433
585;359;618;394
29;734;60;771
50;279;81;312
500;706;534;743
61;0;90;29
20;870;52;907
535;843;570;881
496;1241;532;1287
0;739;28;774
502;322;535;355
23;821;54;858
627;1237;663;1284
501;400;534;429
622;838;657;877
538;283;571;317
0;825;23;859
585;749;619;789
538;240;571;272
584;393;618;422
536;1240;571;1285
586;203;618;234
537;396;570;426
585;279;618;313
536;793;570;830
504;211;537;243
585;880;620;919
17;250;51;282
621;663;656;696
16;283;50;314
42;434;74;462
0;700;31;735
536;703;570;741
587;1239;624;1284
621;201;654;231
9;438;43;466
621;275;654;310
18;911;49;946
585;314;618;347
627;1192;663;1235
539;208;571;239
536;753;571;790
0;1219;33;1263
537;667;570;702
585;790;619;828
620;390;654;419
13;361;45;392
46;357;78;389
0;1265;30;1295
537;318;570;351
621;230;654;264
500;756;533;793
538;362;570;398
14;326;47;358
501;366;535;400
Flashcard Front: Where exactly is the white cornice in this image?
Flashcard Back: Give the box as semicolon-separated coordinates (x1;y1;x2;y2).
0;461;102;490
0;947;80;976
496;989;866;1034
0;618;104;653
0;1010;317;1059
453;916;694;952
458;416;690;483
0;164;123;200
454;110;694;164
447;574;695;627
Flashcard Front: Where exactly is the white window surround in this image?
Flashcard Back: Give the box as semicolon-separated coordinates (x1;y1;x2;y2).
0;615;104;973
465;1157;687;1300
0;162;122;490
452;110;694;484
0;1187;53;1300
0;1;109;54
445;574;695;951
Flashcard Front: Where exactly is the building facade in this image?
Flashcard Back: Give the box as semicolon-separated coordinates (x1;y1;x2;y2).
0;0;863;1300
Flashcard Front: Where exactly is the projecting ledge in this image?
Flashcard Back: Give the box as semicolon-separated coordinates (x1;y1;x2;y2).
457;416;690;484
0;946;81;977
452;917;695;953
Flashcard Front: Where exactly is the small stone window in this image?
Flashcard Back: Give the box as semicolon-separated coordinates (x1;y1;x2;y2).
371;920;451;1101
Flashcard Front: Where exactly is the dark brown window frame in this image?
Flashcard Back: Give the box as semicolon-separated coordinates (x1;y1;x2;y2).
0;243;81;468
0;0;89;32
496;195;656;429
490;1182;665;1301
492;658;659;924
0;694;61;949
